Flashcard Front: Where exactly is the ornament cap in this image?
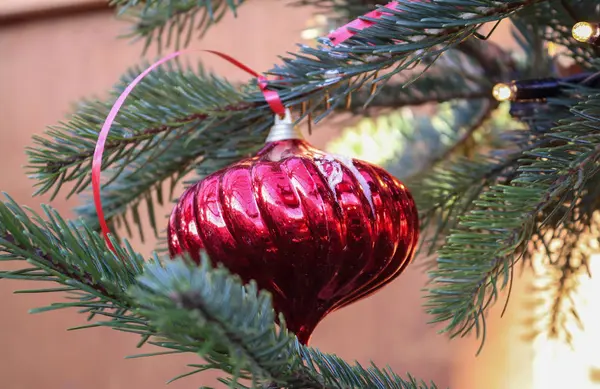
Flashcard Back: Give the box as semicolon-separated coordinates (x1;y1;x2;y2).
266;108;304;143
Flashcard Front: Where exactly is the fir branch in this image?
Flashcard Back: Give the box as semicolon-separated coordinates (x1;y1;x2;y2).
425;94;600;344
411;153;518;257
35;63;486;241
521;237;583;344
512;1;600;69
32;0;541;203
545;253;582;343
523;171;600;342
272;0;546;102
133;258;437;389
0;198;436;389
347;68;491;111
131;258;320;388
73;134;198;240
29;0;542;245
0;194;144;311
0;196;159;346
110;0;244;53
27;64;254;200
298;346;437;389
73;125;259;240
32;58;487;230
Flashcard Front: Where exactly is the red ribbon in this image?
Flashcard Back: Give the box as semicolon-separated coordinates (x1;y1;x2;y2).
327;1;399;46
92;50;285;253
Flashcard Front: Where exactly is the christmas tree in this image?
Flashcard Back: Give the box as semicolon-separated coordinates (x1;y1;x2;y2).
2;0;600;388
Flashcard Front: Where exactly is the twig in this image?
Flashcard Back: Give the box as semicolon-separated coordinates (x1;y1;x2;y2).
1;232;119;300
45;103;254;172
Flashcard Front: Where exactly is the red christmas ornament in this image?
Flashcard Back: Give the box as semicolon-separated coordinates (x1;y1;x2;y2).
168;110;419;344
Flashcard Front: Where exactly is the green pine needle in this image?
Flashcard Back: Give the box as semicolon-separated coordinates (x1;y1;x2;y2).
425;94;600;344
0;196;435;389
31;49;497;241
109;0;245;53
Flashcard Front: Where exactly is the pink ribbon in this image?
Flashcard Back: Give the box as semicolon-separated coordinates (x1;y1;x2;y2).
93;1;409;253
92;50;285;253
327;1;399;46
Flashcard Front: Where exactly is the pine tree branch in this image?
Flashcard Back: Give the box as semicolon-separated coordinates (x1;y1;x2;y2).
523;170;600;343
0;195;144;319
522;230;583;344
298;346;437;389
511;1;599;70
29;1;542;243
33;53;493;242
73;135;196;240
425;94;600;344
410;150;520;257
548;254;581;342
110;0;245;53
27;64;255;200
298;0;516;78
133;259;437;389
43;112;201;175
270;0;545;108
347;66;491;112
0;197;436;389
1;231;117;300
40;65;487;196
31;0;540;201
72;132;254;241
130;258;314;388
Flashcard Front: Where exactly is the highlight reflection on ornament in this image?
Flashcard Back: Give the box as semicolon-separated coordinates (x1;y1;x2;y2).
168;110;419;344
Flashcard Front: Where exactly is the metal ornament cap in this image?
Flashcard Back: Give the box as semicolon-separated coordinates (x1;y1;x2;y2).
168;111;419;345
265;108;304;143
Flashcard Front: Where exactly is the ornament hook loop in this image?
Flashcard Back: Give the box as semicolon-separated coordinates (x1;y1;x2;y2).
266;108;304;143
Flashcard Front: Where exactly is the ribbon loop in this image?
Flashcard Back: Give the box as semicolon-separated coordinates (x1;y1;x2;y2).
93;0;406;252
92;50;285;252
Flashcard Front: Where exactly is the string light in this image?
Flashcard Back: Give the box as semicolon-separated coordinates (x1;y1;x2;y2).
572;22;600;45
492;73;599;103
492;83;515;101
492;79;561;102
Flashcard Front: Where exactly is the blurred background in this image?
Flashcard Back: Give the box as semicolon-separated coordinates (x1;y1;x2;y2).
1;1;588;389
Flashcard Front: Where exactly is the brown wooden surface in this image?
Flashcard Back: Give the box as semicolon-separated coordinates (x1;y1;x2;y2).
0;4;532;389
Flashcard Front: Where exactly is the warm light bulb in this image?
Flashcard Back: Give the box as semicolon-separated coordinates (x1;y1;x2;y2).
572;22;599;43
492;83;514;102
